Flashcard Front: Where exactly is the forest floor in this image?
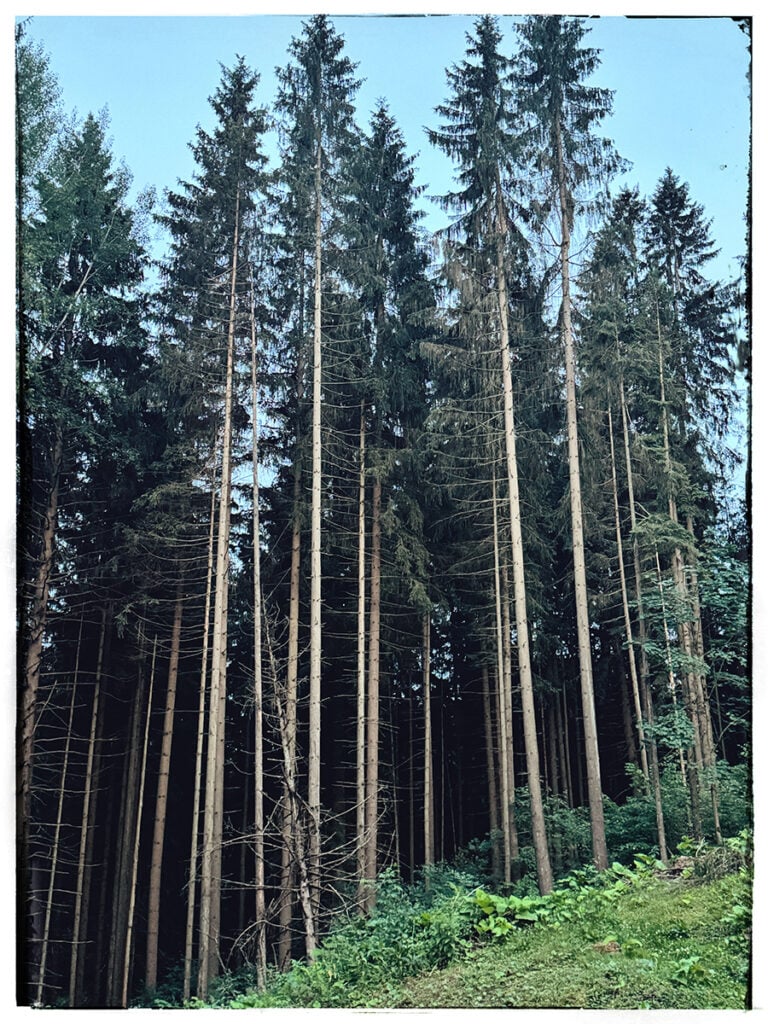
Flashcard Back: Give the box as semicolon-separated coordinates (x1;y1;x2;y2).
219;849;751;1012
375;871;750;1010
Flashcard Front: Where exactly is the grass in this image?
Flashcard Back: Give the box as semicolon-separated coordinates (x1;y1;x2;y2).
219;846;751;1012
381;872;749;1010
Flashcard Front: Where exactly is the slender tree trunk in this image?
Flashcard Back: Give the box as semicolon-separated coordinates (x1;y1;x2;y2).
279;422;303;970
422;614;434;875
547;700;559;799
555;120;607;871
657;326;707;839
94;768;117;1006
408;688;415;882
21;425;64;833
608;406;649;783
500;560;520;875
491;474;511;884
481;665;502;882
183;481;216;1003
251;289;267;987
76;623;110;1005
556;683;572;808
146;588;184;993
198;192;240;999
363;474;382;909
655;549;697;835
107;633;145;1005
307;137;324;931
20;427;64;1003
620;374;667;861
69;605;108;1006
122;636;157;1008
494;179;553;891
356;405;367;902
265;616;317;959
36;612;83;1005
685;514;721;842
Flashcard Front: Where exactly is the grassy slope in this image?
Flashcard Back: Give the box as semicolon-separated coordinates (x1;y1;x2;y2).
380;873;749;1010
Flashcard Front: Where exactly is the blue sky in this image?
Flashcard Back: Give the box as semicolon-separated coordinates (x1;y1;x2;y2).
19;10;751;287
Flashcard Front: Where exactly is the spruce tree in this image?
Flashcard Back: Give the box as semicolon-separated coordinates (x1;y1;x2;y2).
429;14;553;894
515;14;626;870
274;14;360;942
154;56;269;997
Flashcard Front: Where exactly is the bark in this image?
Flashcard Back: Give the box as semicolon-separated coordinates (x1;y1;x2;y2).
356;406;367;901
491;475;511;884
500;560;520;874
608;406;649;783
145;588;184;993
556;684;572;808
265;616;317;959
20;425;64;994
279;411;303;970
69;605;108;1006
481;664;502;882
251;289;267;987
422;614;434;874
121;636;157;1008
36;612;83;1005
494;179;553;892
619;376;667;861
198;191;240;998
308;134;323;928
21;425;64;833
363;474;382;909
107;636;145;1005
655;549;697;835
555;118;607;871
75;646;108;1005
183;482;216;1003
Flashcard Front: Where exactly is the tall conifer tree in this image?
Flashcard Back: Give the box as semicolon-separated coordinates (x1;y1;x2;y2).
515;14;625;870
429;14;553;894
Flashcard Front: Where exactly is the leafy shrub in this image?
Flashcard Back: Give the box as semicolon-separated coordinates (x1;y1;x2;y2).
228;866;480;1008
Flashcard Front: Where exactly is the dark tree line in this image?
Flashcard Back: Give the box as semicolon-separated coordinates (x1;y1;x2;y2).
17;14;749;1008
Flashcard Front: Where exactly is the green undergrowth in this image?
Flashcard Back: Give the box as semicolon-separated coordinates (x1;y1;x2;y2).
205;834;751;1011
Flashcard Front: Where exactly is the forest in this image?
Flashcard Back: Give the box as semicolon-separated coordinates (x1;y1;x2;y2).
16;13;750;1010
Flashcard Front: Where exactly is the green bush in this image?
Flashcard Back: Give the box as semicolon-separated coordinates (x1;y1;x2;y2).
229;865;480;1008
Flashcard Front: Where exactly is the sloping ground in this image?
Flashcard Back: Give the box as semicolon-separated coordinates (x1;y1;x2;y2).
383;873;749;1010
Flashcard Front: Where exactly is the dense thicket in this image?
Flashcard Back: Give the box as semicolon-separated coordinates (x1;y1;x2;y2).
16;15;749;1008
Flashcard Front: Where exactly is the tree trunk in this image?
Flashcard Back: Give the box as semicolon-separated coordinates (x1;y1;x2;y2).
608;406;649;784
422;613;434;875
145;587;184;993
619;375;667;862
555;119;607;871
363;474;382;909
481;664;502;882
494;179;553;892
121;636;157;1008
183;481;216;1003
251;288;267;987
278;408;303;970
69;605;108;1006
356;405;367;903
307;135;324;931
107;633;145;1005
20;426;64;1002
500;560;520;876
198;190;240;999
21;424;64;836
491;474;512;884
265;616;317;959
36;612;83;1005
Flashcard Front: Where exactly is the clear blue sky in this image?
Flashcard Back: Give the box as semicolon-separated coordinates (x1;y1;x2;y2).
20;10;751;286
